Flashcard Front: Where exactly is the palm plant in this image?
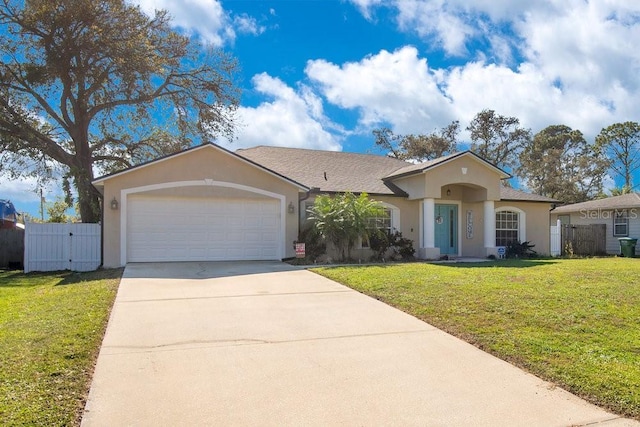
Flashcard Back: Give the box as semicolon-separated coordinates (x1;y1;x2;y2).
307;192;384;261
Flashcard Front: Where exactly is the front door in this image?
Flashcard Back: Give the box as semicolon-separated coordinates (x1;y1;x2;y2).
434;204;458;255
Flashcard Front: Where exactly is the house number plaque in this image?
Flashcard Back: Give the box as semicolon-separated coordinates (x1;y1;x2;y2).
466;210;473;239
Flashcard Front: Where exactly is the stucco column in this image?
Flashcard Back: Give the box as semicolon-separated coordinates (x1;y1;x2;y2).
423;198;435;248
484;200;496;253
418;198;440;259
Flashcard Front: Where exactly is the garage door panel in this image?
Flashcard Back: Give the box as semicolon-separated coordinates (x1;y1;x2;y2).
127;196;281;262
261;216;278;227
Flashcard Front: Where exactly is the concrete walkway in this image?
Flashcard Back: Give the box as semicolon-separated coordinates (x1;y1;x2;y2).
82;261;638;426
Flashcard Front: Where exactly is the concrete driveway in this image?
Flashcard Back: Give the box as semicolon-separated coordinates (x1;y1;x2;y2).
82;261;637;426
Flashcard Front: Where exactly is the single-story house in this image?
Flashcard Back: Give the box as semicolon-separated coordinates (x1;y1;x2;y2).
93;143;556;268
550;192;640;254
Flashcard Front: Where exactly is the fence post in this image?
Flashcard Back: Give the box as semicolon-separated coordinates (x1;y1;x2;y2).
557;219;561;256
550;220;560;256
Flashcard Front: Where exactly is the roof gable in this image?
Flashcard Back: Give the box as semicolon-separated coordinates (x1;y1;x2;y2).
92;143;308;191
384;151;511;181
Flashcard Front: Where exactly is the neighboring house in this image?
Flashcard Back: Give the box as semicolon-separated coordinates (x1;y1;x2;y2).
0;199;18;229
550;193;640;254
93;143;556;268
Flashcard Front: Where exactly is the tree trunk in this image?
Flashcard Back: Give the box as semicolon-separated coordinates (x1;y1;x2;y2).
75;175;101;223
73;154;102;223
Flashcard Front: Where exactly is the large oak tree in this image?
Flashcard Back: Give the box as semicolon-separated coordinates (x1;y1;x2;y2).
0;0;239;222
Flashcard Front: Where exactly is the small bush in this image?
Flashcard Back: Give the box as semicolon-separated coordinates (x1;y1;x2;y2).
367;230;415;262
564;241;575;258
506;241;537;258
391;231;415;260
368;230;391;261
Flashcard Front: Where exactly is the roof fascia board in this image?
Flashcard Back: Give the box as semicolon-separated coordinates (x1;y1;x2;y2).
92;143;309;191
500;198;555;204
386;151;511;181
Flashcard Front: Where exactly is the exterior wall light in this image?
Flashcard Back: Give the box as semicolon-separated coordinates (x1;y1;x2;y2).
288;201;295;214
446;189;451;196
110;197;119;210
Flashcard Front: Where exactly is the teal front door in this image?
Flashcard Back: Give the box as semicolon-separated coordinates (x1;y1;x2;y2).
434;204;458;255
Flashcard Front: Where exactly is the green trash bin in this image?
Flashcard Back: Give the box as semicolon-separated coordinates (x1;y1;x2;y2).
618;237;638;257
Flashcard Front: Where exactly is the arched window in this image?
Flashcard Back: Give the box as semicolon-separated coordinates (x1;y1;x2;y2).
495;207;526;246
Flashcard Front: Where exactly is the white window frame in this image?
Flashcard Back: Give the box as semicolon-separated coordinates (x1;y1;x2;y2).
301;199;316;222
613;210;629;237
495;206;526;246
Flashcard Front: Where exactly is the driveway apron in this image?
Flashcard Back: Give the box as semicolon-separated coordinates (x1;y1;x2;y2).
81;261;638;426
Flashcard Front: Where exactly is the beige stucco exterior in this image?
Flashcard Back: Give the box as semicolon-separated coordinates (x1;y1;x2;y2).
95;146;553;266
497;201;551;255
95;145;305;267
393;155;503;201
387;154;551;258
408;196;551;259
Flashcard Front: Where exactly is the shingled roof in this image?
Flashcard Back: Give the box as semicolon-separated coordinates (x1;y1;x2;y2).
500;186;558;203
552;192;640;213
237;146;555;203
237;146;411;195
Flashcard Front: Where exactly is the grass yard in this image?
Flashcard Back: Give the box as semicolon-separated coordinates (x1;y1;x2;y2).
314;258;640;419
0;268;122;426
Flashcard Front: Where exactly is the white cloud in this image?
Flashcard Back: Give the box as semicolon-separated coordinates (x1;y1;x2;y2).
518;1;640;92
441;61;615;138
306;46;456;135
302;43;640;143
395;1;475;56
233;13;266;36
224;73;342;151
0;176;41;204
349;0;514;56
349;0;384;20
0;173;66;211
335;0;640;141
132;0;640;151
133;0;268;46
134;0;233;45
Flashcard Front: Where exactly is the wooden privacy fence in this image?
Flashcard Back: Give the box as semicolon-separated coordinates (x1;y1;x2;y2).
0;228;25;268
560;224;606;256
24;223;101;273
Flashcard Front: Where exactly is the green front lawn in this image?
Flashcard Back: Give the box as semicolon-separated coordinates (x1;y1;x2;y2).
0;268;122;426
315;258;640;419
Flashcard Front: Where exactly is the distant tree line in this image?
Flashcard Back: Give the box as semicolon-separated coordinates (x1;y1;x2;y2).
373;109;640;204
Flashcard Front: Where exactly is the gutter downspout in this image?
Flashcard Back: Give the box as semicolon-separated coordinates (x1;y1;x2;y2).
299;187;320;219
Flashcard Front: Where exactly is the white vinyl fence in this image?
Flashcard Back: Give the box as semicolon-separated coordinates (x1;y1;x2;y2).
24;222;101;273
550;219;562;256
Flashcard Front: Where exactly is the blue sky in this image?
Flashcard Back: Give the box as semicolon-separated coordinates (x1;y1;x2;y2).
4;0;640;218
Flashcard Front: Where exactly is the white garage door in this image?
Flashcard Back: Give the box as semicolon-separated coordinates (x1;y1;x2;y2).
127;196;281;262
